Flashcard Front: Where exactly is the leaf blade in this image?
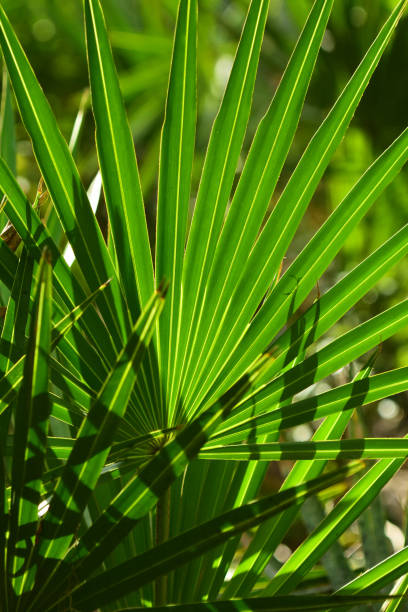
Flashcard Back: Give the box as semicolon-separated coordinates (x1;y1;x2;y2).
65;464;362;611
35;286;166;582
201;125;408;408
180;0;334;413
0;3;129;343
186;0;408;413
199;439;408;461
173;0;271;416
7;251;52;598
155;0;197;419
84;0;154;311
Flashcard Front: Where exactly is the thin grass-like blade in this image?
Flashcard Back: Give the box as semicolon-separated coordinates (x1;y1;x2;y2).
0;239;17;290
0;67;16;174
0;4;129;343
334;546;408;604
185;0;408;414
0;248;34;374
155;0;196;419
0;406;10;610
68;89;89;158
181;0;334;412
84;0;154;312
0;65;15;233
382;574;408;611
172;0;271;416
199;439;408;461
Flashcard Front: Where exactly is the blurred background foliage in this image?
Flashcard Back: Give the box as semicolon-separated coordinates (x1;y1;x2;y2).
2;0;408;457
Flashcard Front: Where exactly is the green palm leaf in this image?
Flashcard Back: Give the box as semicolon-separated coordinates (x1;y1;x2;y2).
84;0;154;311
188;0;408;413
173;0;274;416
214;126;408;401
155;0;196;420
109;595;403;611
60;463;362;611
7;251;52;600
263;451;408;595
199;439;408;461
0;4;129;344
181;0;334;414
335;546;408;603
35;284;166;572
2;0;408;608
208;367;408;446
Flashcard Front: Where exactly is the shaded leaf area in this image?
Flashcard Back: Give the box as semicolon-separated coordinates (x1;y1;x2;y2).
112;593;407;611
29;370;256;610
51;463;362;611
199;439;408;461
